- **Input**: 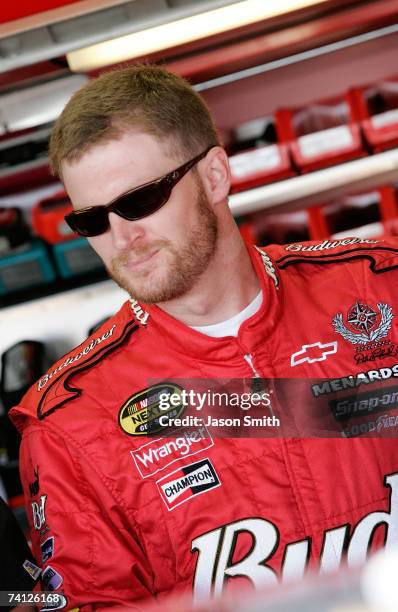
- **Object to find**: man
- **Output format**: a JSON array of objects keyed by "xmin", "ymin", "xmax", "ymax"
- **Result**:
[{"xmin": 10, "ymin": 65, "xmax": 398, "ymax": 611}]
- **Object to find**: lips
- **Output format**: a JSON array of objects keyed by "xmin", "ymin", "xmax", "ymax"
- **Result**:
[{"xmin": 128, "ymin": 249, "xmax": 159, "ymax": 269}]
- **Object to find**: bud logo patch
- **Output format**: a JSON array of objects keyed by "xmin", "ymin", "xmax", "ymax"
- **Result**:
[
  {"xmin": 32, "ymin": 494, "xmax": 47, "ymax": 530},
  {"xmin": 131, "ymin": 426, "xmax": 214, "ymax": 478},
  {"xmin": 192, "ymin": 472, "xmax": 398, "ymax": 601},
  {"xmin": 156, "ymin": 458, "xmax": 220, "ymax": 510}
]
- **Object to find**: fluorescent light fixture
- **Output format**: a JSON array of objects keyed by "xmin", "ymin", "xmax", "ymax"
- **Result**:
[{"xmin": 67, "ymin": 0, "xmax": 330, "ymax": 72}]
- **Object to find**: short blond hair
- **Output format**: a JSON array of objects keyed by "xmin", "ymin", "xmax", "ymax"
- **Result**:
[{"xmin": 49, "ymin": 64, "xmax": 221, "ymax": 178}]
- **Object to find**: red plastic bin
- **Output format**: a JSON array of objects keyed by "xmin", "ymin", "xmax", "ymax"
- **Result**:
[
  {"xmin": 275, "ymin": 93, "xmax": 366, "ymax": 173},
  {"xmin": 228, "ymin": 115, "xmax": 295, "ymax": 193},
  {"xmin": 229, "ymin": 144, "xmax": 294, "ymax": 193},
  {"xmin": 350, "ymin": 77, "xmax": 398, "ymax": 152},
  {"xmin": 307, "ymin": 185, "xmax": 398, "ymax": 241}
]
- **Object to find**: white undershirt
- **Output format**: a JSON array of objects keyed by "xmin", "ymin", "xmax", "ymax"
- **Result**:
[{"xmin": 191, "ymin": 291, "xmax": 263, "ymax": 338}]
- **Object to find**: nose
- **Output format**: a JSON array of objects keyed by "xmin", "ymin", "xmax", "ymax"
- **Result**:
[{"xmin": 108, "ymin": 211, "xmax": 144, "ymax": 250}]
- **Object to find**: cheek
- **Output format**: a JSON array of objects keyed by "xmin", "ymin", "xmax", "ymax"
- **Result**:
[
  {"xmin": 144, "ymin": 211, "xmax": 185, "ymax": 245},
  {"xmin": 152, "ymin": 199, "xmax": 198, "ymax": 243},
  {"xmin": 149, "ymin": 179, "xmax": 199, "ymax": 236},
  {"xmin": 87, "ymin": 236, "xmax": 111, "ymax": 260}
]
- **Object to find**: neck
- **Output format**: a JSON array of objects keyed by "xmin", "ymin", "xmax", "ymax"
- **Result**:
[{"xmin": 157, "ymin": 223, "xmax": 261, "ymax": 326}]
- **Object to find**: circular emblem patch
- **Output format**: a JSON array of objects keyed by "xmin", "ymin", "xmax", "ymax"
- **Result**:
[
  {"xmin": 119, "ymin": 383, "xmax": 185, "ymax": 436},
  {"xmin": 347, "ymin": 302, "xmax": 378, "ymax": 333}
]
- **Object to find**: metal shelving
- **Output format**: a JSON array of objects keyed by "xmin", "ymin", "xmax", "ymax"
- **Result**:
[{"xmin": 229, "ymin": 147, "xmax": 398, "ymax": 216}]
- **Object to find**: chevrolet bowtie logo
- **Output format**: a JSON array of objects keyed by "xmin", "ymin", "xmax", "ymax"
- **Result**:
[{"xmin": 290, "ymin": 341, "xmax": 338, "ymax": 367}]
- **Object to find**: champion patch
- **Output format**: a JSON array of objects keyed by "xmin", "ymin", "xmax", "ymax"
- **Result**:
[{"xmin": 156, "ymin": 458, "xmax": 220, "ymax": 510}]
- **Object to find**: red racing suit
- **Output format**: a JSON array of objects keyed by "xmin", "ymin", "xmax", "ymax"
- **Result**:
[{"xmin": 10, "ymin": 237, "xmax": 398, "ymax": 610}]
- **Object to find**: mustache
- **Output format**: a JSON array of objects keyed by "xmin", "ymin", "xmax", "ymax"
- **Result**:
[{"xmin": 111, "ymin": 240, "xmax": 170, "ymax": 267}]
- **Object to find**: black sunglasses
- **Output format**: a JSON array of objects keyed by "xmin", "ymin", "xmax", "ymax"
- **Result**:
[{"xmin": 64, "ymin": 146, "xmax": 213, "ymax": 237}]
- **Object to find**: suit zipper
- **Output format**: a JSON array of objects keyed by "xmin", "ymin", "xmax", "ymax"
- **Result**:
[
  {"xmin": 243, "ymin": 353, "xmax": 275, "ymax": 418},
  {"xmin": 243, "ymin": 353, "xmax": 261, "ymax": 377}
]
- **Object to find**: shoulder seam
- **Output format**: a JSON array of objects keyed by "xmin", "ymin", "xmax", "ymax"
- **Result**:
[
  {"xmin": 275, "ymin": 246, "xmax": 398, "ymax": 274},
  {"xmin": 37, "ymin": 320, "xmax": 139, "ymax": 420}
]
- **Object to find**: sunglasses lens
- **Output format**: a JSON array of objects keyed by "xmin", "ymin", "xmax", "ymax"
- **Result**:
[
  {"xmin": 115, "ymin": 182, "xmax": 169, "ymax": 221},
  {"xmin": 66, "ymin": 207, "xmax": 109, "ymax": 237},
  {"xmin": 65, "ymin": 173, "xmax": 175, "ymax": 237}
]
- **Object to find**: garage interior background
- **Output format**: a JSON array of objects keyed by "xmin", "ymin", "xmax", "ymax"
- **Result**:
[{"xmin": 1, "ymin": 0, "xmax": 398, "ymax": 506}]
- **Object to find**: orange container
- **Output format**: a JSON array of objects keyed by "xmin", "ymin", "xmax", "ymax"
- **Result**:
[{"xmin": 32, "ymin": 190, "xmax": 75, "ymax": 244}]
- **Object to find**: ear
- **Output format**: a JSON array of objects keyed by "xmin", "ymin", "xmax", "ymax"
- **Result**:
[{"xmin": 200, "ymin": 146, "xmax": 231, "ymax": 205}]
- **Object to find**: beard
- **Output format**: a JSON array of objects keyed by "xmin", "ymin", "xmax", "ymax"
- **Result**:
[{"xmin": 107, "ymin": 181, "xmax": 218, "ymax": 303}]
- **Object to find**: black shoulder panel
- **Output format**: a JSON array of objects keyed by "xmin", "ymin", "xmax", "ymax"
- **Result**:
[
  {"xmin": 263, "ymin": 238, "xmax": 398, "ymax": 274},
  {"xmin": 17, "ymin": 303, "xmax": 139, "ymax": 421}
]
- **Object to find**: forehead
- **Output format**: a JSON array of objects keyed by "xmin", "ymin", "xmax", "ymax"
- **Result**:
[{"xmin": 62, "ymin": 131, "xmax": 179, "ymax": 208}]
